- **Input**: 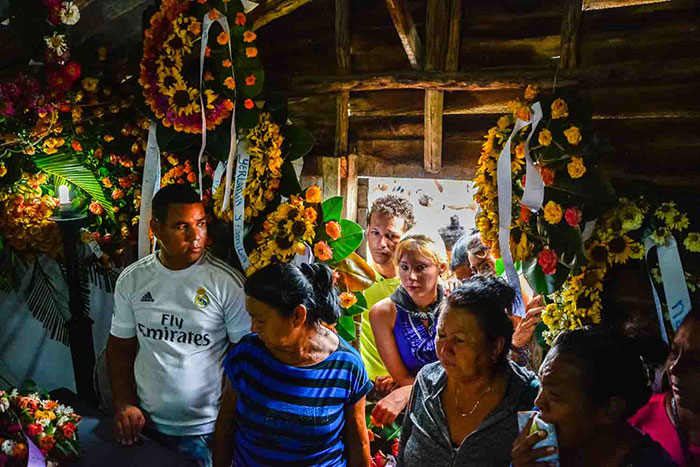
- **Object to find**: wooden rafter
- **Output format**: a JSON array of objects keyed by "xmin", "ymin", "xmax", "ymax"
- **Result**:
[
  {"xmin": 250, "ymin": 0, "xmax": 313, "ymax": 31},
  {"xmin": 560, "ymin": 0, "xmax": 584, "ymax": 69},
  {"xmin": 287, "ymin": 58, "xmax": 700, "ymax": 94},
  {"xmin": 384, "ymin": 0, "xmax": 423, "ymax": 70}
]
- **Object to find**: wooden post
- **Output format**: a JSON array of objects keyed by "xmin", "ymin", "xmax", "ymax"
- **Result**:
[
  {"xmin": 423, "ymin": 0, "xmax": 458, "ymax": 174},
  {"xmin": 342, "ymin": 154, "xmax": 358, "ymax": 221},
  {"xmin": 356, "ymin": 178, "xmax": 369, "ymax": 260},
  {"xmin": 384, "ymin": 0, "xmax": 423, "ymax": 69},
  {"xmin": 560, "ymin": 0, "xmax": 584, "ymax": 69}
]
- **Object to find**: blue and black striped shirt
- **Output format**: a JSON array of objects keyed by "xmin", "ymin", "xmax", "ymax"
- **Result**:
[{"xmin": 224, "ymin": 333, "xmax": 373, "ymax": 466}]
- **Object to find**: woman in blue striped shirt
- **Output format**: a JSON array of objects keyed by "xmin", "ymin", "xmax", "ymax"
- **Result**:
[{"xmin": 213, "ymin": 263, "xmax": 373, "ymax": 467}]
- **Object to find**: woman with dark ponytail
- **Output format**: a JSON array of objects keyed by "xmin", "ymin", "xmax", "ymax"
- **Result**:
[{"xmin": 213, "ymin": 263, "xmax": 372, "ymax": 467}]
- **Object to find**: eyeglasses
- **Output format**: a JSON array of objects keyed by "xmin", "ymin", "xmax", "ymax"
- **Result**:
[{"xmin": 471, "ymin": 261, "xmax": 495, "ymax": 276}]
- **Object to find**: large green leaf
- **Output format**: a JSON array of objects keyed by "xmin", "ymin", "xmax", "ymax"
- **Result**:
[
  {"xmin": 336, "ymin": 315, "xmax": 356, "ymax": 341},
  {"xmin": 322, "ymin": 197, "xmax": 343, "ymax": 222},
  {"xmin": 279, "ymin": 158, "xmax": 302, "ymax": 197},
  {"xmin": 24, "ymin": 259, "xmax": 70, "ymax": 346},
  {"xmin": 284, "ymin": 126, "xmax": 315, "ymax": 161},
  {"xmin": 343, "ymin": 291, "xmax": 367, "ymax": 317},
  {"xmin": 335, "ymin": 252, "xmax": 377, "ymax": 292},
  {"xmin": 330, "ymin": 219, "xmax": 364, "ymax": 263},
  {"xmin": 522, "ymin": 255, "xmax": 570, "ymax": 296},
  {"xmin": 34, "ymin": 154, "xmax": 116, "ymax": 222}
]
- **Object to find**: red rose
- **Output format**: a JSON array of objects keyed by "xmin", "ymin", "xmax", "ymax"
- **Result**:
[
  {"xmin": 520, "ymin": 205, "xmax": 532, "ymax": 223},
  {"xmin": 27, "ymin": 423, "xmax": 43, "ymax": 436},
  {"xmin": 62, "ymin": 422, "xmax": 76, "ymax": 439},
  {"xmin": 61, "ymin": 61, "xmax": 82, "ymax": 82},
  {"xmin": 564, "ymin": 207, "xmax": 582, "ymax": 227},
  {"xmin": 538, "ymin": 248, "xmax": 558, "ymax": 275}
]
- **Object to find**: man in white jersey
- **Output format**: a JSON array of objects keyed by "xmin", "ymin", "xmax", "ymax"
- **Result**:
[{"xmin": 107, "ymin": 184, "xmax": 250, "ymax": 467}]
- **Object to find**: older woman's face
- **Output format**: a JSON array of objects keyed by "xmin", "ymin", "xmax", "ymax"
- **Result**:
[
  {"xmin": 535, "ymin": 349, "xmax": 600, "ymax": 450},
  {"xmin": 435, "ymin": 307, "xmax": 496, "ymax": 381},
  {"xmin": 668, "ymin": 318, "xmax": 700, "ymax": 411},
  {"xmin": 398, "ymin": 249, "xmax": 443, "ymax": 302},
  {"xmin": 246, "ymin": 296, "xmax": 297, "ymax": 351},
  {"xmin": 468, "ymin": 250, "xmax": 496, "ymax": 277}
]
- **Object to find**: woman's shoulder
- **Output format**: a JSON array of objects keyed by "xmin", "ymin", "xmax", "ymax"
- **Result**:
[
  {"xmin": 369, "ymin": 297, "xmax": 397, "ymax": 324},
  {"xmin": 414, "ymin": 361, "xmax": 446, "ymax": 393}
]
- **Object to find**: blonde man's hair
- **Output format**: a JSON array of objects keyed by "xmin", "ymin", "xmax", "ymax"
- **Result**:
[{"xmin": 393, "ymin": 234, "xmax": 447, "ymax": 267}]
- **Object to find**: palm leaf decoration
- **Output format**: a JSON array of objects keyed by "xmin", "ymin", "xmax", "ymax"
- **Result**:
[
  {"xmin": 34, "ymin": 153, "xmax": 116, "ymax": 222},
  {"xmin": 0, "ymin": 250, "xmax": 28, "ymax": 295},
  {"xmin": 25, "ymin": 259, "xmax": 70, "ymax": 345}
]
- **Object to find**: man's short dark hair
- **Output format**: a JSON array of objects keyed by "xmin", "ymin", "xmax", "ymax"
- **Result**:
[
  {"xmin": 367, "ymin": 195, "xmax": 416, "ymax": 232},
  {"xmin": 152, "ymin": 184, "xmax": 201, "ymax": 222}
]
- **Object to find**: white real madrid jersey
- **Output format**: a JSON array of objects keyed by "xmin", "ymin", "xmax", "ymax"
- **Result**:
[{"xmin": 110, "ymin": 250, "xmax": 250, "ymax": 435}]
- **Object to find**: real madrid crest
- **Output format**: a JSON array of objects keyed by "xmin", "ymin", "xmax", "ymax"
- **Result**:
[{"xmin": 194, "ymin": 287, "xmax": 209, "ymax": 309}]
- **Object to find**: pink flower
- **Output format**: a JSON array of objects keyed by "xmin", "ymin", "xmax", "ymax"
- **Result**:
[
  {"xmin": 564, "ymin": 207, "xmax": 582, "ymax": 227},
  {"xmin": 538, "ymin": 248, "xmax": 558, "ymax": 275}
]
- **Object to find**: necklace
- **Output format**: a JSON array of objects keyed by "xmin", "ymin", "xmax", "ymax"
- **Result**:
[{"xmin": 455, "ymin": 383, "xmax": 493, "ymax": 417}]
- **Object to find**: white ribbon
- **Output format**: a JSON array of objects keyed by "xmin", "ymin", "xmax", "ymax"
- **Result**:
[
  {"xmin": 198, "ymin": 9, "xmax": 238, "ymax": 211},
  {"xmin": 644, "ymin": 236, "xmax": 692, "ymax": 334},
  {"xmin": 241, "ymin": 0, "xmax": 259, "ymax": 12},
  {"xmin": 212, "ymin": 161, "xmax": 226, "ymax": 195},
  {"xmin": 233, "ymin": 139, "xmax": 251, "ymax": 271},
  {"xmin": 496, "ymin": 103, "xmax": 543, "ymax": 317},
  {"xmin": 138, "ymin": 122, "xmax": 162, "ymax": 259},
  {"xmin": 581, "ymin": 220, "xmax": 597, "ymax": 242}
]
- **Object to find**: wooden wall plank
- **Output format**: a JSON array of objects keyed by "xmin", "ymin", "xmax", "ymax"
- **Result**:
[
  {"xmin": 384, "ymin": 0, "xmax": 423, "ymax": 69},
  {"xmin": 560, "ymin": 0, "xmax": 584, "ymax": 69}
]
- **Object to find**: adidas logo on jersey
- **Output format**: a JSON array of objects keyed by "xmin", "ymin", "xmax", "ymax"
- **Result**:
[{"xmin": 140, "ymin": 292, "xmax": 155, "ymax": 302}]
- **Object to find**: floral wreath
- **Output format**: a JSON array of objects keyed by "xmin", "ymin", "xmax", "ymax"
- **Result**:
[
  {"xmin": 139, "ymin": 0, "xmax": 264, "ymax": 134},
  {"xmin": 475, "ymin": 86, "xmax": 699, "ymax": 342}
]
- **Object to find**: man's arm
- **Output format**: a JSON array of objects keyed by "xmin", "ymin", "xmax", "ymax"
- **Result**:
[
  {"xmin": 213, "ymin": 380, "xmax": 237, "ymax": 467},
  {"xmin": 106, "ymin": 335, "xmax": 144, "ymax": 446}
]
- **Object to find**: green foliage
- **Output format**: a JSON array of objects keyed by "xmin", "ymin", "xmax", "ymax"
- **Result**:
[
  {"xmin": 336, "ymin": 315, "xmax": 356, "ymax": 341},
  {"xmin": 322, "ymin": 197, "xmax": 343, "ymax": 223},
  {"xmin": 330, "ymin": 220, "xmax": 364, "ymax": 263}
]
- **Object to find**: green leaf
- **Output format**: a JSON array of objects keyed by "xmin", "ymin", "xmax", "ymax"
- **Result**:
[
  {"xmin": 322, "ymin": 197, "xmax": 343, "ymax": 222},
  {"xmin": 238, "ymin": 67, "xmax": 265, "ymax": 97},
  {"xmin": 156, "ymin": 122, "xmax": 195, "ymax": 152},
  {"xmin": 24, "ymin": 259, "xmax": 70, "ymax": 345},
  {"xmin": 267, "ymin": 93, "xmax": 288, "ymax": 124},
  {"xmin": 34, "ymin": 154, "xmax": 116, "ymax": 222},
  {"xmin": 522, "ymin": 255, "xmax": 570, "ymax": 295},
  {"xmin": 336, "ymin": 315, "xmax": 356, "ymax": 341},
  {"xmin": 284, "ymin": 126, "xmax": 315, "ymax": 161},
  {"xmin": 330, "ymin": 219, "xmax": 364, "ymax": 263},
  {"xmin": 237, "ymin": 104, "xmax": 260, "ymax": 129},
  {"xmin": 279, "ymin": 159, "xmax": 302, "ymax": 197}
]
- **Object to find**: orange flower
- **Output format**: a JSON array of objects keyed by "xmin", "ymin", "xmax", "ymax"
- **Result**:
[
  {"xmin": 222, "ymin": 59, "xmax": 232, "ymax": 68},
  {"xmin": 38, "ymin": 434, "xmax": 55, "ymax": 454},
  {"xmin": 244, "ymin": 99, "xmax": 254, "ymax": 109},
  {"xmin": 325, "ymin": 220, "xmax": 342, "ymax": 240},
  {"xmin": 245, "ymin": 47, "xmax": 258, "ymax": 58},
  {"xmin": 304, "ymin": 207, "xmax": 318, "ymax": 223},
  {"xmin": 103, "ymin": 134, "xmax": 114, "ymax": 142},
  {"xmin": 94, "ymin": 147, "xmax": 103, "ymax": 158},
  {"xmin": 224, "ymin": 76, "xmax": 236, "ymax": 90},
  {"xmin": 243, "ymin": 31, "xmax": 257, "ymax": 43},
  {"xmin": 339, "ymin": 292, "xmax": 358, "ymax": 309},
  {"xmin": 112, "ymin": 188, "xmax": 125, "ymax": 200},
  {"xmin": 187, "ymin": 172, "xmax": 197, "ymax": 183},
  {"xmin": 245, "ymin": 75, "xmax": 256, "ymax": 86},
  {"xmin": 203, "ymin": 71, "xmax": 214, "ymax": 81},
  {"xmin": 314, "ymin": 241, "xmax": 333, "ymax": 262},
  {"xmin": 223, "ymin": 99, "xmax": 234, "ymax": 111},
  {"xmin": 205, "ymin": 46, "xmax": 211, "ymax": 57},
  {"xmin": 217, "ymin": 32, "xmax": 229, "ymax": 45},
  {"xmin": 540, "ymin": 166, "xmax": 555, "ymax": 186},
  {"xmin": 235, "ymin": 12, "xmax": 246, "ymax": 26},
  {"xmin": 102, "ymin": 177, "xmax": 113, "ymax": 188},
  {"xmin": 208, "ymin": 9, "xmax": 220, "ymax": 20},
  {"xmin": 118, "ymin": 176, "xmax": 132, "ymax": 189},
  {"xmin": 89, "ymin": 201, "xmax": 104, "ymax": 215},
  {"xmin": 71, "ymin": 140, "xmax": 82, "ymax": 152},
  {"xmin": 306, "ymin": 185, "xmax": 322, "ymax": 204}
]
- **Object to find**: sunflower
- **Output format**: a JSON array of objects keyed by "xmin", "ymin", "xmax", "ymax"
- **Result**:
[
  {"xmin": 617, "ymin": 203, "xmax": 644, "ymax": 233},
  {"xmin": 570, "ymin": 266, "xmax": 605, "ymax": 293},
  {"xmin": 651, "ymin": 227, "xmax": 670, "ymax": 246},
  {"xmin": 684, "ymin": 232, "xmax": 700, "ymax": 252},
  {"xmin": 666, "ymin": 212, "xmax": 689, "ymax": 232},
  {"xmin": 607, "ymin": 235, "xmax": 634, "ymax": 264},
  {"xmin": 166, "ymin": 82, "xmax": 200, "ymax": 116},
  {"xmin": 155, "ymin": 54, "xmax": 183, "ymax": 74},
  {"xmin": 628, "ymin": 241, "xmax": 644, "ymax": 260},
  {"xmin": 156, "ymin": 68, "xmax": 184, "ymax": 95},
  {"xmin": 163, "ymin": 31, "xmax": 192, "ymax": 58},
  {"xmin": 655, "ymin": 202, "xmax": 678, "ymax": 222},
  {"xmin": 587, "ymin": 241, "xmax": 610, "ymax": 266}
]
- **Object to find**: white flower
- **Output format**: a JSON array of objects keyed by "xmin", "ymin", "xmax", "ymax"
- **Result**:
[
  {"xmin": 0, "ymin": 397, "xmax": 8, "ymax": 413},
  {"xmin": 1, "ymin": 439, "xmax": 15, "ymax": 456},
  {"xmin": 57, "ymin": 416, "xmax": 70, "ymax": 426},
  {"xmin": 38, "ymin": 418, "xmax": 51, "ymax": 427},
  {"xmin": 9, "ymin": 389, "xmax": 18, "ymax": 398},
  {"xmin": 60, "ymin": 2, "xmax": 80, "ymax": 25},
  {"xmin": 62, "ymin": 405, "xmax": 74, "ymax": 415},
  {"xmin": 44, "ymin": 32, "xmax": 68, "ymax": 56}
]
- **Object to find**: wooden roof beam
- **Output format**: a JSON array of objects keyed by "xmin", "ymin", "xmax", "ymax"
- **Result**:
[
  {"xmin": 251, "ymin": 0, "xmax": 313, "ymax": 31},
  {"xmin": 287, "ymin": 57, "xmax": 700, "ymax": 94},
  {"xmin": 384, "ymin": 0, "xmax": 424, "ymax": 70},
  {"xmin": 560, "ymin": 0, "xmax": 583, "ymax": 69}
]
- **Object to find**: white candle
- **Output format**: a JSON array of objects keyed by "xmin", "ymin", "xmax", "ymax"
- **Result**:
[{"xmin": 59, "ymin": 185, "xmax": 71, "ymax": 211}]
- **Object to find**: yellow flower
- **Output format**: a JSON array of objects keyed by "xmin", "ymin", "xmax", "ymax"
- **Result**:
[
  {"xmin": 43, "ymin": 137, "xmax": 65, "ymax": 154},
  {"xmin": 607, "ymin": 235, "xmax": 634, "ymax": 264},
  {"xmin": 666, "ymin": 212, "xmax": 689, "ymax": 231},
  {"xmin": 551, "ymin": 98, "xmax": 569, "ymax": 119},
  {"xmin": 655, "ymin": 202, "xmax": 678, "ymax": 222},
  {"xmin": 684, "ymin": 232, "xmax": 700, "ymax": 252},
  {"xmin": 512, "ymin": 232, "xmax": 532, "ymax": 261},
  {"xmin": 224, "ymin": 76, "xmax": 236, "ymax": 90},
  {"xmin": 82, "ymin": 77, "xmax": 99, "ymax": 92},
  {"xmin": 0, "ymin": 163, "xmax": 6, "ymax": 178},
  {"xmin": 512, "ymin": 142, "xmax": 526, "ymax": 172},
  {"xmin": 567, "ymin": 156, "xmax": 586, "ymax": 179},
  {"xmin": 166, "ymin": 82, "xmax": 200, "ymax": 117},
  {"xmin": 628, "ymin": 241, "xmax": 644, "ymax": 260},
  {"xmin": 651, "ymin": 227, "xmax": 670, "ymax": 246},
  {"xmin": 156, "ymin": 67, "xmax": 183, "ymax": 95},
  {"xmin": 564, "ymin": 126, "xmax": 582, "ymax": 146},
  {"xmin": 544, "ymin": 200, "xmax": 563, "ymax": 224},
  {"xmin": 339, "ymin": 292, "xmax": 358, "ymax": 309},
  {"xmin": 538, "ymin": 128, "xmax": 552, "ymax": 147},
  {"xmin": 524, "ymin": 84, "xmax": 539, "ymax": 100},
  {"xmin": 618, "ymin": 204, "xmax": 644, "ymax": 232},
  {"xmin": 164, "ymin": 31, "xmax": 192, "ymax": 58},
  {"xmin": 497, "ymin": 115, "xmax": 512, "ymax": 130},
  {"xmin": 306, "ymin": 186, "xmax": 322, "ymax": 204}
]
